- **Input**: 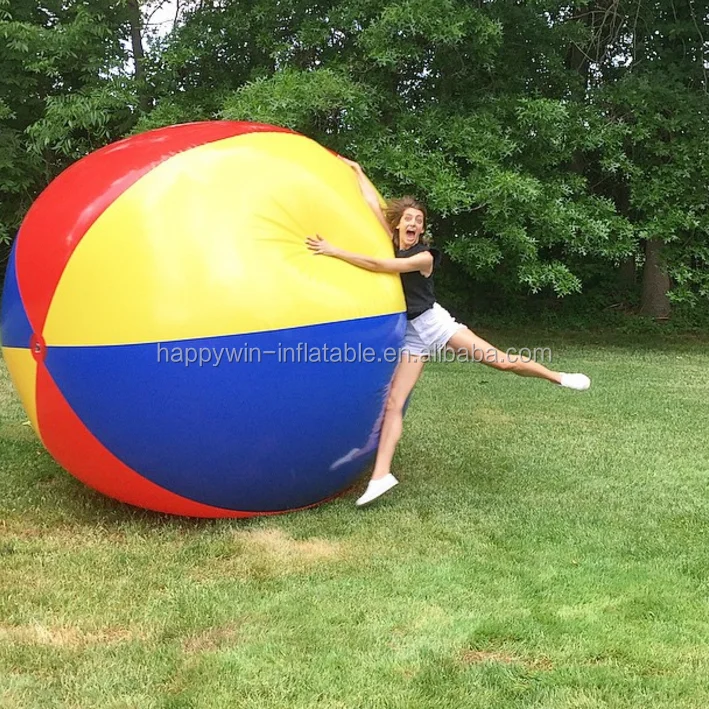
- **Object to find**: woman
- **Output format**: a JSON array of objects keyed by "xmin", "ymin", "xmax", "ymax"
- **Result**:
[{"xmin": 306, "ymin": 158, "xmax": 591, "ymax": 506}]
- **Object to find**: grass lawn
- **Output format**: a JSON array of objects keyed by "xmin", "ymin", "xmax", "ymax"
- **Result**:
[{"xmin": 1, "ymin": 330, "xmax": 709, "ymax": 708}]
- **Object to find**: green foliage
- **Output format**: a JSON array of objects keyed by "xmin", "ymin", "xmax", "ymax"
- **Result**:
[
  {"xmin": 221, "ymin": 67, "xmax": 377, "ymax": 141},
  {"xmin": 0, "ymin": 0, "xmax": 138, "ymax": 259},
  {"xmin": 358, "ymin": 0, "xmax": 500, "ymax": 69},
  {"xmin": 0, "ymin": 0, "xmax": 707, "ymax": 319},
  {"xmin": 26, "ymin": 80, "xmax": 138, "ymax": 159},
  {"xmin": 597, "ymin": 74, "xmax": 709, "ymax": 307}
]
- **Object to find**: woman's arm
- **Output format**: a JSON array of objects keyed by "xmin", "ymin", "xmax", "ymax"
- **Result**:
[
  {"xmin": 306, "ymin": 235, "xmax": 432, "ymax": 274},
  {"xmin": 340, "ymin": 157, "xmax": 391, "ymax": 235}
]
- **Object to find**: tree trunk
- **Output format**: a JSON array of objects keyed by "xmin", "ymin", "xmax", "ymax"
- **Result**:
[
  {"xmin": 127, "ymin": 0, "xmax": 151, "ymax": 113},
  {"xmin": 639, "ymin": 239, "xmax": 671, "ymax": 318},
  {"xmin": 127, "ymin": 0, "xmax": 144, "ymax": 81}
]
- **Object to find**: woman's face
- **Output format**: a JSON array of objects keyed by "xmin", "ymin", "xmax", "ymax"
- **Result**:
[{"xmin": 395, "ymin": 208, "xmax": 425, "ymax": 249}]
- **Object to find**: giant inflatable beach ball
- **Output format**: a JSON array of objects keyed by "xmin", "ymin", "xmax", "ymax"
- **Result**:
[{"xmin": 0, "ymin": 121, "xmax": 406, "ymax": 517}]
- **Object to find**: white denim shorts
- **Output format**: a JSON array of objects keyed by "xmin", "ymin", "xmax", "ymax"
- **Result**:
[{"xmin": 402, "ymin": 303, "xmax": 466, "ymax": 357}]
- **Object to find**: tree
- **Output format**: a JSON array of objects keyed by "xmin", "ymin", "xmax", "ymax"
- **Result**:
[
  {"xmin": 215, "ymin": 0, "xmax": 709, "ymax": 316},
  {"xmin": 213, "ymin": 0, "xmax": 637, "ymax": 298},
  {"xmin": 577, "ymin": 0, "xmax": 709, "ymax": 317},
  {"xmin": 3, "ymin": 0, "xmax": 707, "ymax": 321},
  {"xmin": 0, "ymin": 0, "xmax": 157, "ymax": 273}
]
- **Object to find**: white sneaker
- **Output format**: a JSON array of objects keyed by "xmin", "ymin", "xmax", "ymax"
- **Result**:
[
  {"xmin": 355, "ymin": 474, "xmax": 399, "ymax": 507},
  {"xmin": 560, "ymin": 373, "xmax": 591, "ymax": 391}
]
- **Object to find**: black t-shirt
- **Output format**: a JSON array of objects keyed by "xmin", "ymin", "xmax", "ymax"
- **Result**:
[{"xmin": 395, "ymin": 242, "xmax": 441, "ymax": 320}]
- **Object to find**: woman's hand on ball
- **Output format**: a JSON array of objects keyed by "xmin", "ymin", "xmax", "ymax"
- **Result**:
[{"xmin": 306, "ymin": 234, "xmax": 338, "ymax": 257}]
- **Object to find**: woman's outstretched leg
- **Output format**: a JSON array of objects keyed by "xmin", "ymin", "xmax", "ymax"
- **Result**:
[
  {"xmin": 356, "ymin": 353, "xmax": 427, "ymax": 506},
  {"xmin": 446, "ymin": 328, "xmax": 590, "ymax": 389}
]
